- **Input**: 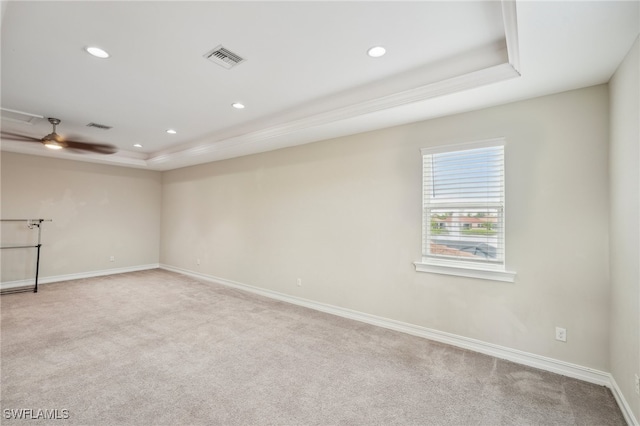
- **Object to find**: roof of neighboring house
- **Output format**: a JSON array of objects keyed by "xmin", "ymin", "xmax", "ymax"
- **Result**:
[
  {"xmin": 431, "ymin": 216, "xmax": 498, "ymax": 223},
  {"xmin": 430, "ymin": 243, "xmax": 476, "ymax": 258}
]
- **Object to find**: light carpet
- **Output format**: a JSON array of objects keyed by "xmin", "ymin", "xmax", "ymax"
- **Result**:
[{"xmin": 0, "ymin": 269, "xmax": 626, "ymax": 425}]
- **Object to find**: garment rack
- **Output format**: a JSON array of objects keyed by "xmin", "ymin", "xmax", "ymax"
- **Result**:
[{"xmin": 1, "ymin": 219, "xmax": 52, "ymax": 294}]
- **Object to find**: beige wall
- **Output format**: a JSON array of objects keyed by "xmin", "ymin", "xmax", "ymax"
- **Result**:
[
  {"xmin": 162, "ymin": 85, "xmax": 611, "ymax": 370},
  {"xmin": 609, "ymin": 36, "xmax": 640, "ymax": 420},
  {"xmin": 0, "ymin": 82, "xmax": 623, "ymax": 393},
  {"xmin": 1, "ymin": 153, "xmax": 161, "ymax": 282}
]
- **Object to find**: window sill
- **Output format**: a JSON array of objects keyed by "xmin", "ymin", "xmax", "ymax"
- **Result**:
[{"xmin": 413, "ymin": 260, "xmax": 516, "ymax": 283}]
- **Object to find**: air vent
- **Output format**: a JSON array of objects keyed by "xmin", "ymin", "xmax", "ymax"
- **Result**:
[
  {"xmin": 203, "ymin": 45, "xmax": 245, "ymax": 69},
  {"xmin": 86, "ymin": 122, "xmax": 112, "ymax": 130},
  {"xmin": 1, "ymin": 108, "xmax": 43, "ymax": 125}
]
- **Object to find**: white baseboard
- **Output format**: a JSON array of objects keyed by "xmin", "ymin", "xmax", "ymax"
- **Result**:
[
  {"xmin": 610, "ymin": 375, "xmax": 640, "ymax": 426},
  {"xmin": 160, "ymin": 264, "xmax": 614, "ymax": 387},
  {"xmin": 6, "ymin": 262, "xmax": 635, "ymax": 423},
  {"xmin": 0, "ymin": 263, "xmax": 160, "ymax": 290}
]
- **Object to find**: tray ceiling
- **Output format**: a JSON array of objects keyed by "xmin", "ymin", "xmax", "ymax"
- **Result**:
[{"xmin": 1, "ymin": 1, "xmax": 638, "ymax": 170}]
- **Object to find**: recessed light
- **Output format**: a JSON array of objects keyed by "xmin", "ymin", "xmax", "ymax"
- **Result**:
[
  {"xmin": 85, "ymin": 46, "xmax": 110, "ymax": 59},
  {"xmin": 367, "ymin": 46, "xmax": 386, "ymax": 58},
  {"xmin": 166, "ymin": 129, "xmax": 177, "ymax": 134},
  {"xmin": 133, "ymin": 144, "xmax": 143, "ymax": 148},
  {"xmin": 232, "ymin": 103, "xmax": 245, "ymax": 109}
]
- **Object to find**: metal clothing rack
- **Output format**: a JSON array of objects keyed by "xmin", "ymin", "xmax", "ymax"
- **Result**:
[{"xmin": 0, "ymin": 219, "xmax": 52, "ymax": 294}]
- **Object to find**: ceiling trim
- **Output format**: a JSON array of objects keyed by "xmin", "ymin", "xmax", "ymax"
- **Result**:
[
  {"xmin": 502, "ymin": 0, "xmax": 521, "ymax": 74},
  {"xmin": 146, "ymin": 0, "xmax": 523, "ymax": 170},
  {"xmin": 1, "ymin": 0, "xmax": 523, "ymax": 171},
  {"xmin": 0, "ymin": 108, "xmax": 44, "ymax": 125},
  {"xmin": 147, "ymin": 61, "xmax": 521, "ymax": 169},
  {"xmin": 0, "ymin": 140, "xmax": 149, "ymax": 168}
]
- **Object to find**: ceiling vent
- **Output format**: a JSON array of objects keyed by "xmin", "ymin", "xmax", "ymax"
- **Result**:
[
  {"xmin": 203, "ymin": 45, "xmax": 245, "ymax": 69},
  {"xmin": 86, "ymin": 122, "xmax": 112, "ymax": 130},
  {"xmin": 1, "ymin": 108, "xmax": 43, "ymax": 125}
]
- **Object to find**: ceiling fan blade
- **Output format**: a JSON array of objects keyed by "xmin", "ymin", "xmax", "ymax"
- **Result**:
[
  {"xmin": 2, "ymin": 120, "xmax": 117, "ymax": 155},
  {"xmin": 0, "ymin": 131, "xmax": 42, "ymax": 143},
  {"xmin": 64, "ymin": 140, "xmax": 118, "ymax": 155}
]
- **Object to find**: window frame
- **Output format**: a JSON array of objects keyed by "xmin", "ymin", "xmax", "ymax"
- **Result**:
[{"xmin": 414, "ymin": 138, "xmax": 516, "ymax": 283}]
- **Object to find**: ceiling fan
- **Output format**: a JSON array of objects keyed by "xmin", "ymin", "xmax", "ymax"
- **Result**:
[{"xmin": 1, "ymin": 117, "xmax": 117, "ymax": 154}]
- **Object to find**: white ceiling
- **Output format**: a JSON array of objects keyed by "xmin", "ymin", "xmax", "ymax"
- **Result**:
[{"xmin": 1, "ymin": 1, "xmax": 638, "ymax": 171}]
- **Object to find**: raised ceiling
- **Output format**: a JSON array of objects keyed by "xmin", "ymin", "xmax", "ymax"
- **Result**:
[{"xmin": 1, "ymin": 1, "xmax": 638, "ymax": 171}]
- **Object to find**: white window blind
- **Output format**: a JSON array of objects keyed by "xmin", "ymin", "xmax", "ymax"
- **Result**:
[{"xmin": 421, "ymin": 139, "xmax": 505, "ymax": 269}]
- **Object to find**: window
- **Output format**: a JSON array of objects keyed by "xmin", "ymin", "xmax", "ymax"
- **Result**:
[{"xmin": 414, "ymin": 138, "xmax": 515, "ymax": 282}]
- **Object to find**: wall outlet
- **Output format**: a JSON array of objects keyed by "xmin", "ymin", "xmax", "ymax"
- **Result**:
[
  {"xmin": 109, "ymin": 256, "xmax": 115, "ymax": 262},
  {"xmin": 296, "ymin": 278, "xmax": 302, "ymax": 287},
  {"xmin": 555, "ymin": 327, "xmax": 567, "ymax": 342},
  {"xmin": 634, "ymin": 374, "xmax": 639, "ymax": 395},
  {"xmin": 196, "ymin": 258, "xmax": 201, "ymax": 265}
]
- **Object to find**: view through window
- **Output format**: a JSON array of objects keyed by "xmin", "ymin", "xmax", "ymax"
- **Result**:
[{"xmin": 421, "ymin": 140, "xmax": 505, "ymax": 269}]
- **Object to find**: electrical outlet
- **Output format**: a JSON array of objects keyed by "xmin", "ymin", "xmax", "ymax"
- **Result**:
[
  {"xmin": 297, "ymin": 278, "xmax": 302, "ymax": 287},
  {"xmin": 634, "ymin": 374, "xmax": 639, "ymax": 395},
  {"xmin": 196, "ymin": 258, "xmax": 201, "ymax": 265},
  {"xmin": 555, "ymin": 327, "xmax": 567, "ymax": 342},
  {"xmin": 109, "ymin": 256, "xmax": 115, "ymax": 262}
]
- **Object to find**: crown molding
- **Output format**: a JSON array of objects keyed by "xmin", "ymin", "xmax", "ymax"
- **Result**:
[
  {"xmin": 148, "ymin": 62, "xmax": 520, "ymax": 170},
  {"xmin": 2, "ymin": 0, "xmax": 521, "ymax": 171},
  {"xmin": 0, "ymin": 140, "xmax": 149, "ymax": 168},
  {"xmin": 144, "ymin": 0, "xmax": 522, "ymax": 170},
  {"xmin": 502, "ymin": 0, "xmax": 521, "ymax": 74}
]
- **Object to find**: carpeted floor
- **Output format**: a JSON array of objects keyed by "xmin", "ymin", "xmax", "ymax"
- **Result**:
[{"xmin": 0, "ymin": 269, "xmax": 626, "ymax": 425}]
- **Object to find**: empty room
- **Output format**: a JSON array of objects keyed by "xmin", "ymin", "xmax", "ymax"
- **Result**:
[{"xmin": 1, "ymin": 1, "xmax": 639, "ymax": 425}]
